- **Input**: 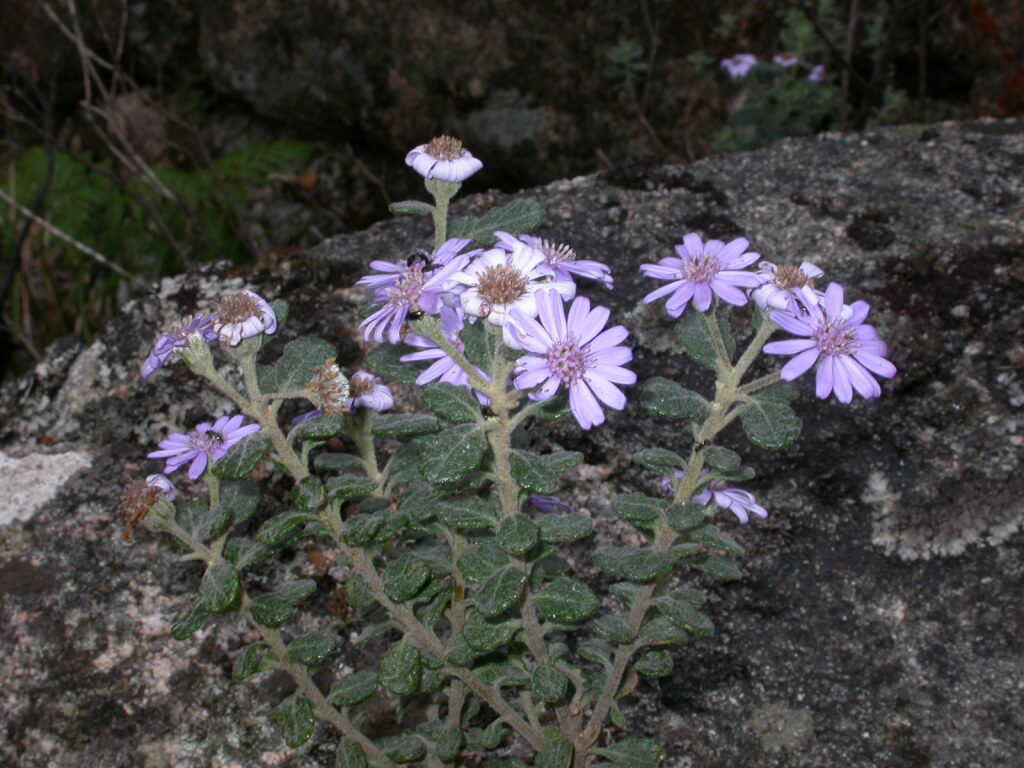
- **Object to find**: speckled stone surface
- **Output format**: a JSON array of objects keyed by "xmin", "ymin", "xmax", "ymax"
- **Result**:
[{"xmin": 1, "ymin": 119, "xmax": 1022, "ymax": 767}]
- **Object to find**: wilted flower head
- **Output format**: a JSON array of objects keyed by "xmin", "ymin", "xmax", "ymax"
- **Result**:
[
  {"xmin": 120, "ymin": 474, "xmax": 176, "ymax": 540},
  {"xmin": 750, "ymin": 261, "xmax": 825, "ymax": 312},
  {"xmin": 141, "ymin": 313, "xmax": 218, "ymax": 379},
  {"xmin": 641, "ymin": 233, "xmax": 762, "ymax": 317},
  {"xmin": 694, "ymin": 479, "xmax": 767, "ymax": 525},
  {"xmin": 764, "ymin": 283, "xmax": 897, "ymax": 403},
  {"xmin": 448, "ymin": 241, "xmax": 576, "ymax": 327},
  {"xmin": 307, "ymin": 358, "xmax": 350, "ymax": 415},
  {"xmin": 720, "ymin": 53, "xmax": 758, "ymax": 79},
  {"xmin": 147, "ymin": 414, "xmax": 262, "ymax": 481},
  {"xmin": 348, "ymin": 372, "xmax": 394, "ymax": 413},
  {"xmin": 506, "ymin": 290, "xmax": 636, "ymax": 430},
  {"xmin": 406, "ymin": 136, "xmax": 483, "ymax": 182},
  {"xmin": 773, "ymin": 52, "xmax": 800, "ymax": 68},
  {"xmin": 494, "ymin": 231, "xmax": 614, "ymax": 289},
  {"xmin": 808, "ymin": 64, "xmax": 828, "ymax": 83},
  {"xmin": 213, "ymin": 290, "xmax": 277, "ymax": 346}
]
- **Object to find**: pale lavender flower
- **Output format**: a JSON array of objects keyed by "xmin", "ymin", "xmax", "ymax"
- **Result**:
[
  {"xmin": 641, "ymin": 233, "xmax": 762, "ymax": 317},
  {"xmin": 400, "ymin": 307, "xmax": 491, "ymax": 394},
  {"xmin": 528, "ymin": 494, "xmax": 573, "ymax": 515},
  {"xmin": 808, "ymin": 64, "xmax": 828, "ymax": 83},
  {"xmin": 406, "ymin": 136, "xmax": 483, "ymax": 182},
  {"xmin": 145, "ymin": 474, "xmax": 177, "ymax": 501},
  {"xmin": 347, "ymin": 372, "xmax": 393, "ymax": 413},
  {"xmin": 447, "ymin": 241, "xmax": 576, "ymax": 327},
  {"xmin": 213, "ymin": 290, "xmax": 277, "ymax": 346},
  {"xmin": 493, "ymin": 231, "xmax": 613, "ymax": 289},
  {"xmin": 357, "ymin": 241, "xmax": 476, "ymax": 344},
  {"xmin": 506, "ymin": 290, "xmax": 636, "ymax": 430},
  {"xmin": 764, "ymin": 283, "xmax": 897, "ymax": 403},
  {"xmin": 773, "ymin": 52, "xmax": 800, "ymax": 68},
  {"xmin": 148, "ymin": 415, "xmax": 262, "ymax": 481},
  {"xmin": 141, "ymin": 313, "xmax": 218, "ymax": 379},
  {"xmin": 720, "ymin": 53, "xmax": 758, "ymax": 79},
  {"xmin": 694, "ymin": 480, "xmax": 767, "ymax": 525},
  {"xmin": 750, "ymin": 261, "xmax": 825, "ymax": 312}
]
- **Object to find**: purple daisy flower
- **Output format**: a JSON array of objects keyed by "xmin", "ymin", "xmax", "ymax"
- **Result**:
[
  {"xmin": 357, "ymin": 240, "xmax": 475, "ymax": 344},
  {"xmin": 212, "ymin": 290, "xmax": 277, "ymax": 346},
  {"xmin": 506, "ymin": 290, "xmax": 636, "ymax": 430},
  {"xmin": 147, "ymin": 415, "xmax": 262, "ymax": 481},
  {"xmin": 347, "ymin": 372, "xmax": 394, "ymax": 413},
  {"xmin": 764, "ymin": 283, "xmax": 897, "ymax": 403},
  {"xmin": 773, "ymin": 52, "xmax": 800, "ymax": 68},
  {"xmin": 528, "ymin": 494, "xmax": 573, "ymax": 515},
  {"xmin": 406, "ymin": 136, "xmax": 483, "ymax": 182},
  {"xmin": 750, "ymin": 261, "xmax": 825, "ymax": 312},
  {"xmin": 493, "ymin": 231, "xmax": 613, "ymax": 289},
  {"xmin": 720, "ymin": 53, "xmax": 758, "ymax": 79},
  {"xmin": 400, "ymin": 306, "xmax": 491, "ymax": 394},
  {"xmin": 145, "ymin": 474, "xmax": 177, "ymax": 501},
  {"xmin": 641, "ymin": 233, "xmax": 762, "ymax": 317},
  {"xmin": 694, "ymin": 480, "xmax": 767, "ymax": 525},
  {"xmin": 808, "ymin": 64, "xmax": 828, "ymax": 83},
  {"xmin": 141, "ymin": 313, "xmax": 219, "ymax": 379}
]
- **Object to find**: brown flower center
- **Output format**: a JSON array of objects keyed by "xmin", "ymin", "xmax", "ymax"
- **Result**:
[
  {"xmin": 774, "ymin": 264, "xmax": 813, "ymax": 291},
  {"xmin": 426, "ymin": 135, "xmax": 466, "ymax": 161},
  {"xmin": 216, "ymin": 293, "xmax": 263, "ymax": 323},
  {"xmin": 476, "ymin": 264, "xmax": 530, "ymax": 306},
  {"xmin": 349, "ymin": 376, "xmax": 375, "ymax": 398},
  {"xmin": 308, "ymin": 358, "xmax": 350, "ymax": 414}
]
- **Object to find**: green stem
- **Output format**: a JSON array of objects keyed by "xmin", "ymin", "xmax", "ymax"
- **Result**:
[{"xmin": 346, "ymin": 409, "xmax": 384, "ymax": 493}]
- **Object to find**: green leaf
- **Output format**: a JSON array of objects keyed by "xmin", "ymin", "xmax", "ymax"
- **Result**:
[
  {"xmin": 536, "ymin": 514, "xmax": 593, "ymax": 543},
  {"xmin": 464, "ymin": 612, "xmax": 519, "ymax": 652},
  {"xmin": 656, "ymin": 599, "xmax": 714, "ymax": 635},
  {"xmin": 380, "ymin": 641, "xmax": 421, "ymax": 695},
  {"xmin": 389, "ymin": 199, "xmax": 435, "ymax": 216},
  {"xmin": 637, "ymin": 618, "xmax": 687, "ymax": 647},
  {"xmin": 170, "ymin": 599, "xmax": 209, "ymax": 640},
  {"xmin": 578, "ymin": 639, "xmax": 614, "ymax": 668},
  {"xmin": 288, "ymin": 631, "xmax": 341, "ymax": 666},
  {"xmin": 326, "ymin": 474, "xmax": 379, "ymax": 504},
  {"xmin": 633, "ymin": 649, "xmax": 673, "ymax": 677},
  {"xmin": 594, "ymin": 548, "xmax": 676, "ymax": 584},
  {"xmin": 250, "ymin": 580, "xmax": 317, "ymax": 628},
  {"xmin": 315, "ymin": 452, "xmax": 364, "ymax": 472},
  {"xmin": 329, "ymin": 671, "xmax": 380, "ymax": 707},
  {"xmin": 343, "ymin": 512, "xmax": 383, "ymax": 546},
  {"xmin": 458, "ymin": 318, "xmax": 499, "ymax": 372},
  {"xmin": 257, "ymin": 512, "xmax": 316, "ymax": 547},
  {"xmin": 176, "ymin": 497, "xmax": 232, "ymax": 543},
  {"xmin": 199, "ymin": 562, "xmax": 240, "ymax": 613},
  {"xmin": 508, "ymin": 450, "xmax": 558, "ymax": 494},
  {"xmin": 383, "ymin": 554, "xmax": 431, "ymax": 602},
  {"xmin": 213, "ymin": 432, "xmax": 270, "ymax": 480},
  {"xmin": 419, "ymin": 423, "xmax": 488, "ymax": 485},
  {"xmin": 676, "ymin": 307, "xmax": 734, "ymax": 370},
  {"xmin": 448, "ymin": 199, "xmax": 546, "ymax": 245},
  {"xmin": 435, "ymin": 727, "xmax": 463, "ymax": 762},
  {"xmin": 702, "ymin": 446, "xmax": 741, "ymax": 471},
  {"xmin": 336, "ymin": 741, "xmax": 368, "ymax": 768},
  {"xmin": 276, "ymin": 336, "xmax": 337, "ymax": 393},
  {"xmin": 294, "ymin": 413, "xmax": 345, "ymax": 440},
  {"xmin": 365, "ymin": 342, "xmax": 423, "ymax": 385},
  {"xmin": 371, "ymin": 413, "xmax": 440, "ymax": 437},
  {"xmin": 257, "ymin": 364, "xmax": 278, "ymax": 394},
  {"xmin": 272, "ymin": 694, "xmax": 315, "ymax": 748},
  {"xmin": 634, "ymin": 448, "xmax": 685, "ymax": 476},
  {"xmin": 473, "ymin": 662, "xmax": 530, "ymax": 690},
  {"xmin": 536, "ymin": 739, "xmax": 573, "ymax": 768},
  {"xmin": 378, "ymin": 734, "xmax": 425, "ymax": 763},
  {"xmin": 666, "ymin": 502, "xmax": 707, "ymax": 531},
  {"xmin": 291, "ymin": 476, "xmax": 325, "ymax": 511},
  {"xmin": 612, "ymin": 493, "xmax": 665, "ymax": 525},
  {"xmin": 445, "ymin": 634, "xmax": 480, "ymax": 667},
  {"xmin": 397, "ymin": 488, "xmax": 442, "ymax": 523},
  {"xmin": 670, "ymin": 587, "xmax": 707, "ymax": 605},
  {"xmin": 497, "ymin": 514, "xmax": 539, "ymax": 555},
  {"xmin": 640, "ymin": 377, "xmax": 709, "ymax": 421},
  {"xmin": 691, "ymin": 525, "xmax": 745, "ymax": 556},
  {"xmin": 533, "ymin": 394, "xmax": 571, "ymax": 421},
  {"xmin": 695, "ymin": 554, "xmax": 744, "ymax": 581},
  {"xmin": 458, "ymin": 542, "xmax": 507, "ymax": 583},
  {"xmin": 438, "ymin": 496, "xmax": 500, "ymax": 529},
  {"xmin": 739, "ymin": 383, "xmax": 802, "ymax": 450},
  {"xmin": 589, "ymin": 614, "xmax": 634, "ymax": 644},
  {"xmin": 475, "ymin": 567, "xmax": 526, "ymax": 617},
  {"xmin": 422, "ymin": 382, "xmax": 482, "ymax": 423},
  {"xmin": 541, "ymin": 451, "xmax": 584, "ymax": 474},
  {"xmin": 219, "ymin": 480, "xmax": 260, "ymax": 525},
  {"xmin": 531, "ymin": 662, "xmax": 569, "ymax": 702},
  {"xmin": 535, "ymin": 580, "xmax": 600, "ymax": 623},
  {"xmin": 232, "ymin": 644, "xmax": 269, "ymax": 681}
]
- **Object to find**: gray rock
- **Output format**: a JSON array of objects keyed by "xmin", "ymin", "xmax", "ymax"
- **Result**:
[{"xmin": 2, "ymin": 119, "xmax": 1023, "ymax": 767}]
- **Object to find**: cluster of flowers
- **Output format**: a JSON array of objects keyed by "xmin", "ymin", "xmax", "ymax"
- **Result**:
[{"xmin": 720, "ymin": 52, "xmax": 828, "ymax": 83}]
